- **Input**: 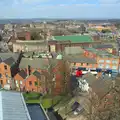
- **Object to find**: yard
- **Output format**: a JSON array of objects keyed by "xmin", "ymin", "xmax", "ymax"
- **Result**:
[
  {"xmin": 40, "ymin": 95, "xmax": 62, "ymax": 109},
  {"xmin": 23, "ymin": 92, "xmax": 62, "ymax": 109},
  {"xmin": 23, "ymin": 92, "xmax": 41, "ymax": 104}
]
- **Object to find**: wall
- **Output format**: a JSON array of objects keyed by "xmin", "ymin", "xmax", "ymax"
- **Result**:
[
  {"xmin": 14, "ymin": 74, "xmax": 25, "ymax": 91},
  {"xmin": 0, "ymin": 63, "xmax": 11, "ymax": 87},
  {"xmin": 25, "ymin": 75, "xmax": 44, "ymax": 93}
]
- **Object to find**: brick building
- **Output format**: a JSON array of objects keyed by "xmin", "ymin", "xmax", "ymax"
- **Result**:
[
  {"xmin": 48, "ymin": 35, "xmax": 101, "ymax": 52},
  {"xmin": 0, "ymin": 53, "xmax": 21, "ymax": 88},
  {"xmin": 84, "ymin": 48, "xmax": 119, "ymax": 72},
  {"xmin": 19, "ymin": 57, "xmax": 71, "ymax": 95}
]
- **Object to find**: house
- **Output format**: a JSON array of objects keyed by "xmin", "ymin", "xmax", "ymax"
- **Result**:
[
  {"xmin": 0, "ymin": 58, "xmax": 19, "ymax": 88},
  {"xmin": 25, "ymin": 71, "xmax": 46, "ymax": 93},
  {"xmin": 48, "ymin": 35, "xmax": 101, "ymax": 52},
  {"xmin": 19, "ymin": 57, "xmax": 71, "ymax": 95},
  {"xmin": 0, "ymin": 53, "xmax": 21, "ymax": 88},
  {"xmin": 14, "ymin": 70, "xmax": 28, "ymax": 91},
  {"xmin": 65, "ymin": 55, "xmax": 97, "ymax": 74}
]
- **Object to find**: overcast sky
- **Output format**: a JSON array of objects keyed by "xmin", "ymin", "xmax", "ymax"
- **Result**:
[{"xmin": 0, "ymin": 0, "xmax": 120, "ymax": 19}]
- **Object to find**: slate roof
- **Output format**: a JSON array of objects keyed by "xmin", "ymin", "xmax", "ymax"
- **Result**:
[
  {"xmin": 0, "ymin": 57, "xmax": 2, "ymax": 63},
  {"xmin": 64, "ymin": 46, "xmax": 84, "ymax": 55},
  {"xmin": 3, "ymin": 57, "xmax": 15, "ymax": 66},
  {"xmin": 53, "ymin": 35, "xmax": 94, "ymax": 43},
  {"xmin": 91, "ymin": 79, "xmax": 113, "ymax": 99},
  {"xmin": 32, "ymin": 71, "xmax": 41, "ymax": 78},
  {"xmin": 0, "ymin": 52, "xmax": 20, "ymax": 62},
  {"xmin": 18, "ymin": 70, "xmax": 27, "ymax": 79},
  {"xmin": 65, "ymin": 55, "xmax": 97, "ymax": 64},
  {"xmin": 0, "ymin": 91, "xmax": 31, "ymax": 120},
  {"xmin": 19, "ymin": 58, "xmax": 58, "ymax": 69},
  {"xmin": 94, "ymin": 44, "xmax": 113, "ymax": 49}
]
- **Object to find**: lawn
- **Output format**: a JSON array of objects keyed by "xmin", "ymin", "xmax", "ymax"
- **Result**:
[
  {"xmin": 23, "ymin": 92, "xmax": 63, "ymax": 109},
  {"xmin": 41, "ymin": 95, "xmax": 62, "ymax": 109},
  {"xmin": 26, "ymin": 99, "xmax": 40, "ymax": 104},
  {"xmin": 23, "ymin": 92, "xmax": 41, "ymax": 104}
]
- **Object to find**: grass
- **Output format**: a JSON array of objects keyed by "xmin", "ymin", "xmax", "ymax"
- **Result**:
[
  {"xmin": 41, "ymin": 95, "xmax": 62, "ymax": 109},
  {"xmin": 23, "ymin": 92, "xmax": 40, "ymax": 98},
  {"xmin": 23, "ymin": 92, "xmax": 41, "ymax": 104},
  {"xmin": 26, "ymin": 99, "xmax": 40, "ymax": 104},
  {"xmin": 23, "ymin": 92, "xmax": 67, "ymax": 109}
]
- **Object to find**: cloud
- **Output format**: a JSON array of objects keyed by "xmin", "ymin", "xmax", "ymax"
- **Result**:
[{"xmin": 0, "ymin": 0, "xmax": 120, "ymax": 18}]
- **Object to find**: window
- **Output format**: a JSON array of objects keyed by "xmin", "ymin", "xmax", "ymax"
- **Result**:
[
  {"xmin": 112, "ymin": 66, "xmax": 117, "ymax": 69},
  {"xmin": 0, "ymin": 73, "xmax": 2, "ymax": 78},
  {"xmin": 74, "ymin": 62, "xmax": 76, "ymax": 65},
  {"xmin": 86, "ymin": 63, "xmax": 89, "ymax": 66},
  {"xmin": 15, "ymin": 80, "xmax": 18, "ymax": 84},
  {"xmin": 29, "ymin": 81, "xmax": 32, "ymax": 86},
  {"xmin": 4, "ymin": 65, "xmax": 7, "ymax": 70},
  {"xmin": 105, "ymin": 64, "xmax": 110, "ymax": 69},
  {"xmin": 98, "ymin": 64, "xmax": 104, "ymax": 68},
  {"xmin": 106, "ymin": 60, "xmax": 110, "ymax": 63},
  {"xmin": 34, "ymin": 82, "xmax": 38, "ymax": 86},
  {"xmin": 5, "ymin": 73, "xmax": 8, "ymax": 78},
  {"xmin": 1, "ymin": 80, "xmax": 3, "ymax": 85},
  {"xmin": 112, "ymin": 60, "xmax": 118, "ymax": 64},
  {"xmin": 81, "ymin": 63, "xmax": 83, "ymax": 66},
  {"xmin": 99, "ymin": 60, "xmax": 104, "ymax": 63},
  {"xmin": 20, "ymin": 81, "xmax": 22, "ymax": 85},
  {"xmin": 7, "ymin": 80, "xmax": 10, "ymax": 84}
]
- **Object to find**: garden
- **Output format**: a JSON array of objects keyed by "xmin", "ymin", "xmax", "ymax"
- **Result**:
[{"xmin": 23, "ymin": 92, "xmax": 63, "ymax": 109}]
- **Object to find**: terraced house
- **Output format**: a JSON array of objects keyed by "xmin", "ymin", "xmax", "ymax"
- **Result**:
[
  {"xmin": 0, "ymin": 53, "xmax": 21, "ymax": 88},
  {"xmin": 14, "ymin": 70, "xmax": 46, "ymax": 93},
  {"xmin": 19, "ymin": 57, "xmax": 70, "ymax": 95}
]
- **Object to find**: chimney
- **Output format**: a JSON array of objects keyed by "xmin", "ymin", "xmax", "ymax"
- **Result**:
[{"xmin": 28, "ymin": 65, "xmax": 31, "ymax": 76}]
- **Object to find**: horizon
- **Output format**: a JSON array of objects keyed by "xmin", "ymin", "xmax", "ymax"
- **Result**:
[{"xmin": 0, "ymin": 0, "xmax": 120, "ymax": 19}]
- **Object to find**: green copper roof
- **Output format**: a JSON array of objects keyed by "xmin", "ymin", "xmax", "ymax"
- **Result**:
[{"xmin": 53, "ymin": 35, "xmax": 93, "ymax": 43}]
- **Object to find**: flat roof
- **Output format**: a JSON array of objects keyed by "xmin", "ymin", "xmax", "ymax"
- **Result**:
[
  {"xmin": 0, "ymin": 91, "xmax": 31, "ymax": 120},
  {"xmin": 53, "ymin": 35, "xmax": 94, "ymax": 43}
]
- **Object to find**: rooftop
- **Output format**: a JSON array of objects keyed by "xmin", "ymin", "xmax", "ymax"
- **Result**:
[
  {"xmin": 19, "ymin": 58, "xmax": 58, "ymax": 69},
  {"xmin": 85, "ymin": 47, "xmax": 118, "ymax": 58},
  {"xmin": 53, "ymin": 35, "xmax": 94, "ymax": 43},
  {"xmin": 65, "ymin": 55, "xmax": 97, "ymax": 64},
  {"xmin": 64, "ymin": 47, "xmax": 84, "ymax": 55},
  {"xmin": 0, "ymin": 91, "xmax": 31, "ymax": 120},
  {"xmin": 0, "ymin": 52, "xmax": 20, "ymax": 62}
]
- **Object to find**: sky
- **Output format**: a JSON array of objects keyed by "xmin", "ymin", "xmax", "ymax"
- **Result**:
[{"xmin": 0, "ymin": 0, "xmax": 120, "ymax": 19}]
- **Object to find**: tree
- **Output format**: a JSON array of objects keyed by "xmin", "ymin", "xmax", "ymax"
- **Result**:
[
  {"xmin": 31, "ymin": 32, "xmax": 42, "ymax": 40},
  {"xmin": 84, "ymin": 89, "xmax": 120, "ymax": 120},
  {"xmin": 101, "ymin": 29, "xmax": 111, "ymax": 33},
  {"xmin": 80, "ymin": 24, "xmax": 86, "ymax": 35},
  {"xmin": 0, "ymin": 35, "xmax": 3, "ymax": 41}
]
